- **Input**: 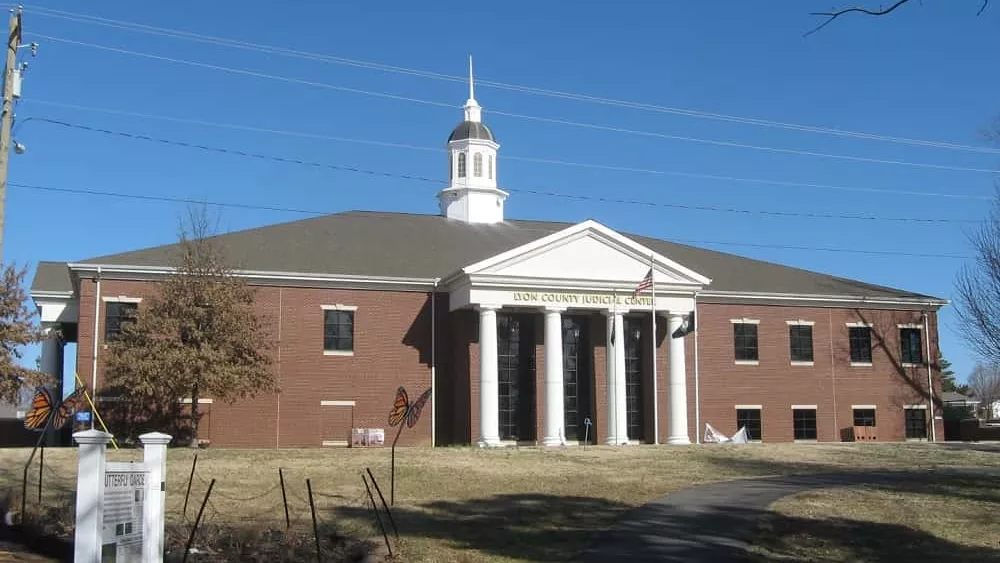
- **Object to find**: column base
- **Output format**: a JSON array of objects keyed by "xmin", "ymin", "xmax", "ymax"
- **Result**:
[
  {"xmin": 667, "ymin": 435, "xmax": 692, "ymax": 445},
  {"xmin": 604, "ymin": 437, "xmax": 629, "ymax": 446},
  {"xmin": 541, "ymin": 436, "xmax": 565, "ymax": 447},
  {"xmin": 477, "ymin": 438, "xmax": 504, "ymax": 448}
]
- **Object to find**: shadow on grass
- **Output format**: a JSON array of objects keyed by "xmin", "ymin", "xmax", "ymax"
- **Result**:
[
  {"xmin": 752, "ymin": 509, "xmax": 1000, "ymax": 563},
  {"xmin": 335, "ymin": 493, "xmax": 631, "ymax": 562}
]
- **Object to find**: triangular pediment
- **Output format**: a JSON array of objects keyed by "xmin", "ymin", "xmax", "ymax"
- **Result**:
[{"xmin": 462, "ymin": 220, "xmax": 711, "ymax": 287}]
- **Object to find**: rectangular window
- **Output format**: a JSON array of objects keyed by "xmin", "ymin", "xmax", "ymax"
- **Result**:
[
  {"xmin": 733, "ymin": 323, "xmax": 759, "ymax": 362},
  {"xmin": 904, "ymin": 407, "xmax": 927, "ymax": 439},
  {"xmin": 736, "ymin": 408, "xmax": 762, "ymax": 441},
  {"xmin": 105, "ymin": 301, "xmax": 138, "ymax": 341},
  {"xmin": 792, "ymin": 408, "xmax": 817, "ymax": 440},
  {"xmin": 789, "ymin": 325, "xmax": 814, "ymax": 363},
  {"xmin": 900, "ymin": 327, "xmax": 922, "ymax": 365},
  {"xmin": 849, "ymin": 326, "xmax": 872, "ymax": 363},
  {"xmin": 853, "ymin": 408, "xmax": 876, "ymax": 427},
  {"xmin": 323, "ymin": 308, "xmax": 355, "ymax": 353}
]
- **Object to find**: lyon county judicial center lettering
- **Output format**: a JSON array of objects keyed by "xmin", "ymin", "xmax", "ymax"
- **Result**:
[{"xmin": 29, "ymin": 70, "xmax": 948, "ymax": 448}]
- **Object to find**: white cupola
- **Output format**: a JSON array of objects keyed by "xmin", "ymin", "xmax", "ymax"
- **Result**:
[{"xmin": 437, "ymin": 56, "xmax": 508, "ymax": 224}]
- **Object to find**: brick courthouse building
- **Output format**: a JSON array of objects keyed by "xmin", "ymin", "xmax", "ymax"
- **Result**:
[{"xmin": 30, "ymin": 79, "xmax": 948, "ymax": 448}]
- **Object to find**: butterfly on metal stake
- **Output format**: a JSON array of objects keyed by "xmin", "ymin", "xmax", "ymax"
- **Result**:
[
  {"xmin": 386, "ymin": 385, "xmax": 431, "ymax": 506},
  {"xmin": 23, "ymin": 385, "xmax": 88, "ymax": 432}
]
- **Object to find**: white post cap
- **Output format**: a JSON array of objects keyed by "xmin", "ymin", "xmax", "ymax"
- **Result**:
[
  {"xmin": 139, "ymin": 432, "xmax": 173, "ymax": 446},
  {"xmin": 73, "ymin": 429, "xmax": 113, "ymax": 445}
]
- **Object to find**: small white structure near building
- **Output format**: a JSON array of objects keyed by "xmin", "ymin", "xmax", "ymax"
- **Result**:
[{"xmin": 73, "ymin": 429, "xmax": 170, "ymax": 563}]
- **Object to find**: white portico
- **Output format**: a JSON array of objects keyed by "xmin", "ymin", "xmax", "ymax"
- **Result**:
[{"xmin": 441, "ymin": 220, "xmax": 711, "ymax": 447}]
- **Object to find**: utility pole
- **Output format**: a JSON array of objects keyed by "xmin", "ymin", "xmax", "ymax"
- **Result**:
[{"xmin": 0, "ymin": 6, "xmax": 22, "ymax": 264}]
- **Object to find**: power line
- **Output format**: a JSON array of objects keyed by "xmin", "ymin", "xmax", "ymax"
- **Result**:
[
  {"xmin": 29, "ymin": 117, "xmax": 982, "ymax": 225},
  {"xmin": 25, "ymin": 5, "xmax": 1000, "ymax": 156},
  {"xmin": 23, "ymin": 99, "xmax": 994, "ymax": 202},
  {"xmin": 8, "ymin": 182, "xmax": 973, "ymax": 260},
  {"xmin": 29, "ymin": 33, "xmax": 1000, "ymax": 175}
]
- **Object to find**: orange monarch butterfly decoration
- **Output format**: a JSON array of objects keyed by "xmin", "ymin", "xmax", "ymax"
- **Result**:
[
  {"xmin": 23, "ymin": 385, "xmax": 88, "ymax": 432},
  {"xmin": 386, "ymin": 385, "xmax": 431, "ymax": 505},
  {"xmin": 388, "ymin": 386, "xmax": 431, "ymax": 429}
]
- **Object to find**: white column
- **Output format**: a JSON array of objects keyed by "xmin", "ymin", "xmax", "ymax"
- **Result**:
[
  {"xmin": 667, "ymin": 313, "xmax": 691, "ymax": 445},
  {"xmin": 140, "ymin": 432, "xmax": 172, "ymax": 563},
  {"xmin": 605, "ymin": 309, "xmax": 628, "ymax": 445},
  {"xmin": 477, "ymin": 306, "xmax": 502, "ymax": 447},
  {"xmin": 542, "ymin": 307, "xmax": 565, "ymax": 446},
  {"xmin": 40, "ymin": 327, "xmax": 63, "ymax": 386},
  {"xmin": 73, "ymin": 429, "xmax": 113, "ymax": 563}
]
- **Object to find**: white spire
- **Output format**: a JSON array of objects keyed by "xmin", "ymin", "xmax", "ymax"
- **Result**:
[
  {"xmin": 468, "ymin": 54, "xmax": 475, "ymax": 101},
  {"xmin": 464, "ymin": 54, "xmax": 482, "ymax": 123}
]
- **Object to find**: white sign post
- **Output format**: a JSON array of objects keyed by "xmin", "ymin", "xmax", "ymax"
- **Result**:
[{"xmin": 73, "ymin": 429, "xmax": 172, "ymax": 563}]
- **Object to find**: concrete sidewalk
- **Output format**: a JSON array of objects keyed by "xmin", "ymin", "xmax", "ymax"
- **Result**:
[{"xmin": 577, "ymin": 469, "xmax": 998, "ymax": 562}]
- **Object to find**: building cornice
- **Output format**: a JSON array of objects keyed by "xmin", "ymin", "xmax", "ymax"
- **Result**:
[
  {"xmin": 696, "ymin": 290, "xmax": 949, "ymax": 310},
  {"xmin": 65, "ymin": 263, "xmax": 440, "ymax": 292}
]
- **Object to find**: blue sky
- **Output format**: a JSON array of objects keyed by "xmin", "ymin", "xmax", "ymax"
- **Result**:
[{"xmin": 7, "ymin": 0, "xmax": 999, "ymax": 390}]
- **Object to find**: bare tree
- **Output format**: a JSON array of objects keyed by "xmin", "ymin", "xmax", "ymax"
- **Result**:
[
  {"xmin": 806, "ymin": 0, "xmax": 990, "ymax": 36},
  {"xmin": 0, "ymin": 263, "xmax": 50, "ymax": 403},
  {"xmin": 967, "ymin": 361, "xmax": 1000, "ymax": 416},
  {"xmin": 954, "ymin": 189, "xmax": 1000, "ymax": 368},
  {"xmin": 105, "ymin": 206, "xmax": 277, "ymax": 445}
]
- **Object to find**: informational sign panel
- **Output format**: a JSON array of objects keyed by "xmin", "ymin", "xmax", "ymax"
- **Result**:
[{"xmin": 101, "ymin": 462, "xmax": 148, "ymax": 562}]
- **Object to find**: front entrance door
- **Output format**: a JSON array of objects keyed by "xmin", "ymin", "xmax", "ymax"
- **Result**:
[
  {"xmin": 562, "ymin": 315, "xmax": 594, "ymax": 443},
  {"xmin": 497, "ymin": 312, "xmax": 537, "ymax": 442}
]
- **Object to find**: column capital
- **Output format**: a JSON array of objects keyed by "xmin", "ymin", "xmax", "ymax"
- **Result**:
[
  {"xmin": 475, "ymin": 304, "xmax": 502, "ymax": 313},
  {"xmin": 543, "ymin": 305, "xmax": 566, "ymax": 314}
]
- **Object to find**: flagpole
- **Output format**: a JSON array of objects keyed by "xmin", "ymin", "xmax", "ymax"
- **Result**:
[{"xmin": 650, "ymin": 253, "xmax": 659, "ymax": 445}]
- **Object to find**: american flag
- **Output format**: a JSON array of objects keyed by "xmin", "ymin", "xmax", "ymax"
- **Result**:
[{"xmin": 633, "ymin": 268, "xmax": 653, "ymax": 296}]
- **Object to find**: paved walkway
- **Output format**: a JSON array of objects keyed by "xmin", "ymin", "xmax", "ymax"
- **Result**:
[{"xmin": 578, "ymin": 468, "xmax": 999, "ymax": 562}]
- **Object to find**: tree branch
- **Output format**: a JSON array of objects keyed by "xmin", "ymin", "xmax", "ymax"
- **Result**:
[{"xmin": 804, "ymin": 0, "xmax": 990, "ymax": 37}]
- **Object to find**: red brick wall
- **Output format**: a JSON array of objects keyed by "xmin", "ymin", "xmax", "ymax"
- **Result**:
[
  {"xmin": 72, "ymin": 275, "xmax": 945, "ymax": 447},
  {"xmin": 693, "ymin": 302, "xmax": 944, "ymax": 443},
  {"xmin": 76, "ymin": 276, "xmax": 441, "ymax": 448}
]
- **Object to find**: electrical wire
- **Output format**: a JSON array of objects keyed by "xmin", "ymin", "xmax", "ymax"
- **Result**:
[
  {"xmin": 8, "ymin": 182, "xmax": 973, "ymax": 260},
  {"xmin": 23, "ymin": 99, "xmax": 992, "ymax": 201},
  {"xmin": 27, "ymin": 33, "xmax": 1000, "ymax": 175},
  {"xmin": 24, "ymin": 5, "xmax": 1000, "ymax": 156},
  {"xmin": 27, "ymin": 117, "xmax": 981, "ymax": 225}
]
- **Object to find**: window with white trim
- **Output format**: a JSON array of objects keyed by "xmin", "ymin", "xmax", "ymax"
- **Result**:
[
  {"xmin": 457, "ymin": 152, "xmax": 467, "ymax": 178},
  {"xmin": 473, "ymin": 152, "xmax": 483, "ymax": 177},
  {"xmin": 793, "ymin": 408, "xmax": 817, "ymax": 440},
  {"xmin": 788, "ymin": 323, "xmax": 813, "ymax": 363},
  {"xmin": 853, "ymin": 408, "xmax": 876, "ymax": 427},
  {"xmin": 488, "ymin": 154, "xmax": 494, "ymax": 179},
  {"xmin": 900, "ymin": 327, "xmax": 922, "ymax": 365},
  {"xmin": 904, "ymin": 407, "xmax": 927, "ymax": 439},
  {"xmin": 736, "ymin": 408, "xmax": 762, "ymax": 441},
  {"xmin": 322, "ymin": 305, "xmax": 356, "ymax": 354},
  {"xmin": 105, "ymin": 301, "xmax": 138, "ymax": 341},
  {"xmin": 733, "ymin": 321, "xmax": 759, "ymax": 362},
  {"xmin": 848, "ymin": 325, "xmax": 872, "ymax": 364}
]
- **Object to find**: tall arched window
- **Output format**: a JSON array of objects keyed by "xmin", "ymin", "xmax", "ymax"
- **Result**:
[
  {"xmin": 488, "ymin": 155, "xmax": 494, "ymax": 180},
  {"xmin": 457, "ymin": 152, "xmax": 466, "ymax": 178},
  {"xmin": 449, "ymin": 153, "xmax": 453, "ymax": 180},
  {"xmin": 473, "ymin": 153, "xmax": 483, "ymax": 177}
]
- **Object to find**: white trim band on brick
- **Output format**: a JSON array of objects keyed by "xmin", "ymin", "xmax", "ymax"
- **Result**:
[
  {"xmin": 846, "ymin": 321, "xmax": 872, "ymax": 327},
  {"xmin": 178, "ymin": 398, "xmax": 213, "ymax": 404},
  {"xmin": 905, "ymin": 404, "xmax": 928, "ymax": 409},
  {"xmin": 791, "ymin": 404, "xmax": 817, "ymax": 410},
  {"xmin": 852, "ymin": 404, "xmax": 877, "ymax": 409},
  {"xmin": 320, "ymin": 400, "xmax": 356, "ymax": 407},
  {"xmin": 102, "ymin": 295, "xmax": 142, "ymax": 303},
  {"xmin": 786, "ymin": 319, "xmax": 815, "ymax": 326},
  {"xmin": 320, "ymin": 304, "xmax": 358, "ymax": 311},
  {"xmin": 734, "ymin": 404, "xmax": 762, "ymax": 409},
  {"xmin": 897, "ymin": 323, "xmax": 923, "ymax": 329},
  {"xmin": 730, "ymin": 318, "xmax": 760, "ymax": 324}
]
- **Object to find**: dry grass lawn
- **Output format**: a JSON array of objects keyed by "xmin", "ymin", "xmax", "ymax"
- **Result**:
[
  {"xmin": 1, "ymin": 442, "xmax": 998, "ymax": 562},
  {"xmin": 751, "ymin": 472, "xmax": 1000, "ymax": 562}
]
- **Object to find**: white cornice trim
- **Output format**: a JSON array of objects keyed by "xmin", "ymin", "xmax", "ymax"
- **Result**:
[
  {"xmin": 697, "ymin": 290, "xmax": 948, "ymax": 308},
  {"xmin": 66, "ymin": 263, "xmax": 440, "ymax": 291},
  {"xmin": 464, "ymin": 274, "xmax": 703, "ymax": 294}
]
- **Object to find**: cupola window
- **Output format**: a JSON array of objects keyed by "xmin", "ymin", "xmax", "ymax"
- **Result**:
[
  {"xmin": 457, "ymin": 152, "xmax": 466, "ymax": 178},
  {"xmin": 488, "ymin": 155, "xmax": 493, "ymax": 180},
  {"xmin": 473, "ymin": 153, "xmax": 483, "ymax": 177}
]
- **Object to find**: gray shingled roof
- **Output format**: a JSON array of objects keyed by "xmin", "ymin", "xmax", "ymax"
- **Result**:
[
  {"xmin": 448, "ymin": 121, "xmax": 495, "ymax": 142},
  {"xmin": 30, "ymin": 210, "xmax": 944, "ymax": 302}
]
